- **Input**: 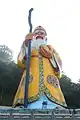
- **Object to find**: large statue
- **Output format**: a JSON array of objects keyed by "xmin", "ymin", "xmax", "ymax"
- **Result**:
[{"xmin": 13, "ymin": 26, "xmax": 66, "ymax": 109}]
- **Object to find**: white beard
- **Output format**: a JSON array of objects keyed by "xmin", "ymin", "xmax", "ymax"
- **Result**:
[
  {"xmin": 23, "ymin": 38, "xmax": 47, "ymax": 56},
  {"xmin": 31, "ymin": 38, "xmax": 47, "ymax": 50}
]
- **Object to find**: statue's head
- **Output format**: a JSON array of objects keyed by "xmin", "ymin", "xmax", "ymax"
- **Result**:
[
  {"xmin": 33, "ymin": 26, "xmax": 47, "ymax": 40},
  {"xmin": 31, "ymin": 26, "xmax": 47, "ymax": 49}
]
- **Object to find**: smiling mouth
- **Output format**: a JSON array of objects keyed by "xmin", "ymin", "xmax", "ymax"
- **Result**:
[{"xmin": 36, "ymin": 36, "xmax": 43, "ymax": 39}]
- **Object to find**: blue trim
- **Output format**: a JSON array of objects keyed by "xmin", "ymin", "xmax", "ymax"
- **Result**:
[{"xmin": 27, "ymin": 95, "xmax": 57, "ymax": 109}]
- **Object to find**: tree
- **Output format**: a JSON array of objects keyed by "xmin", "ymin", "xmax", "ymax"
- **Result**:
[
  {"xmin": 0, "ymin": 45, "xmax": 22, "ymax": 105},
  {"xmin": 60, "ymin": 74, "xmax": 80, "ymax": 108},
  {"xmin": 0, "ymin": 45, "xmax": 13, "ymax": 62}
]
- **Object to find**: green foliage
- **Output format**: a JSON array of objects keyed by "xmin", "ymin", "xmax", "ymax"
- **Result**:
[
  {"xmin": 0, "ymin": 45, "xmax": 22, "ymax": 106},
  {"xmin": 60, "ymin": 74, "xmax": 80, "ymax": 108},
  {"xmin": 0, "ymin": 45, "xmax": 13, "ymax": 62}
]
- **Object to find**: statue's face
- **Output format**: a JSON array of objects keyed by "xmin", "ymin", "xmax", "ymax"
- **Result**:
[
  {"xmin": 33, "ymin": 30, "xmax": 46, "ymax": 39},
  {"xmin": 33, "ymin": 26, "xmax": 47, "ymax": 40},
  {"xmin": 31, "ymin": 26, "xmax": 47, "ymax": 50}
]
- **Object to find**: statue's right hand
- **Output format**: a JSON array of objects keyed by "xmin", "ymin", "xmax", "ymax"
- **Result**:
[{"xmin": 24, "ymin": 33, "xmax": 33, "ymax": 46}]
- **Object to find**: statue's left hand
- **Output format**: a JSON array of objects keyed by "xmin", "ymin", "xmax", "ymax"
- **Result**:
[{"xmin": 40, "ymin": 45, "xmax": 54, "ymax": 58}]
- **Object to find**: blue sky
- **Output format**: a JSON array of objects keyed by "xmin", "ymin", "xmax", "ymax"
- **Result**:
[{"xmin": 0, "ymin": 0, "xmax": 80, "ymax": 83}]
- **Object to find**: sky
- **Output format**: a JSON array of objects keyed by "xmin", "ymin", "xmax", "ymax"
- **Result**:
[{"xmin": 0, "ymin": 0, "xmax": 80, "ymax": 83}]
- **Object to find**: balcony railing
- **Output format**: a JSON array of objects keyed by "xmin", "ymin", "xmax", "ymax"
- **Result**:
[{"xmin": 0, "ymin": 108, "xmax": 80, "ymax": 120}]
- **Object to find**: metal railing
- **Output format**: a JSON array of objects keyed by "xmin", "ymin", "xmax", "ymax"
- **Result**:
[{"xmin": 0, "ymin": 108, "xmax": 80, "ymax": 120}]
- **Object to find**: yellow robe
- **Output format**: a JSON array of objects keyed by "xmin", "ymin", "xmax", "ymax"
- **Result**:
[{"xmin": 13, "ymin": 45, "xmax": 66, "ymax": 107}]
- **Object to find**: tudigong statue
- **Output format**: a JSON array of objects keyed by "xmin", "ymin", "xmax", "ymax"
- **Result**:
[{"xmin": 13, "ymin": 26, "xmax": 67, "ymax": 109}]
